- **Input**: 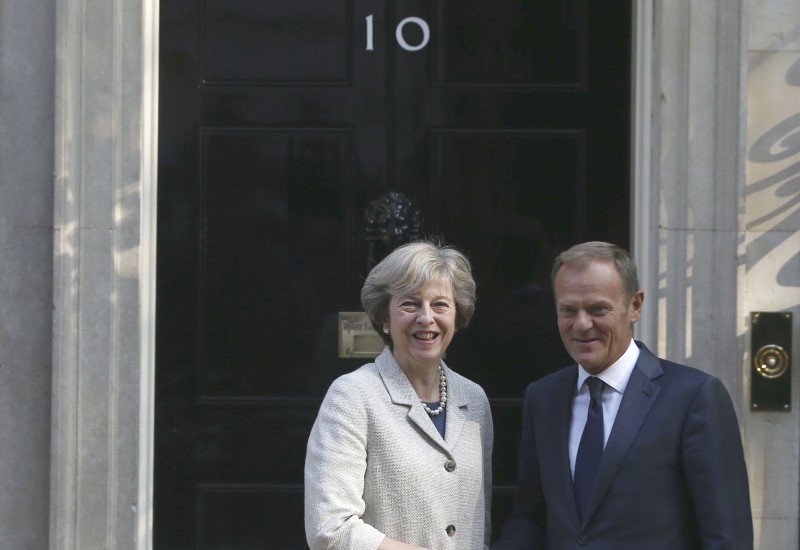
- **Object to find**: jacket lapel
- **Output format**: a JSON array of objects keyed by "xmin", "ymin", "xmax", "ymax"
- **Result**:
[
  {"xmin": 376, "ymin": 349, "xmax": 452, "ymax": 455},
  {"xmin": 583, "ymin": 342, "xmax": 663, "ymax": 523},
  {"xmin": 441, "ymin": 360, "xmax": 467, "ymax": 455},
  {"xmin": 552, "ymin": 368, "xmax": 582, "ymax": 527}
]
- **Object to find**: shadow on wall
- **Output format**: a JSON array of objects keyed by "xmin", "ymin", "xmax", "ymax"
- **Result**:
[
  {"xmin": 745, "ymin": 55, "xmax": 800, "ymax": 287},
  {"xmin": 744, "ymin": 50, "xmax": 800, "ymax": 550}
]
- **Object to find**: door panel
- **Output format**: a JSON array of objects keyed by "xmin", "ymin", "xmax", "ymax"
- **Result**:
[
  {"xmin": 157, "ymin": 1, "xmax": 630, "ymax": 547},
  {"xmin": 435, "ymin": 0, "xmax": 583, "ymax": 85},
  {"xmin": 202, "ymin": 0, "xmax": 351, "ymax": 84},
  {"xmin": 199, "ymin": 128, "xmax": 353, "ymax": 397}
]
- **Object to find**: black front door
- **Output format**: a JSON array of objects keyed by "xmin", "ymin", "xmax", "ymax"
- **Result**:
[{"xmin": 156, "ymin": 1, "xmax": 631, "ymax": 547}]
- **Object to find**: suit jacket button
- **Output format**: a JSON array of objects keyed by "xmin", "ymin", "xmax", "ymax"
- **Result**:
[
  {"xmin": 444, "ymin": 459, "xmax": 456, "ymax": 472},
  {"xmin": 446, "ymin": 524, "xmax": 456, "ymax": 537},
  {"xmin": 577, "ymin": 534, "xmax": 588, "ymax": 545}
]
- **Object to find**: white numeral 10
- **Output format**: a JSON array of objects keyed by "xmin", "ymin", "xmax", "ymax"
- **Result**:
[{"xmin": 366, "ymin": 15, "xmax": 430, "ymax": 52}]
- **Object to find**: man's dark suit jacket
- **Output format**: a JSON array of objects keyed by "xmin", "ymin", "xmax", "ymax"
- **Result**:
[{"xmin": 494, "ymin": 341, "xmax": 753, "ymax": 550}]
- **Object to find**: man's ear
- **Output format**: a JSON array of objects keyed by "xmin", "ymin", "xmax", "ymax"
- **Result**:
[{"xmin": 630, "ymin": 290, "xmax": 644, "ymax": 324}]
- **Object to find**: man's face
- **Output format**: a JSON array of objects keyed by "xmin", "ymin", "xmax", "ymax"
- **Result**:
[{"xmin": 554, "ymin": 259, "xmax": 643, "ymax": 374}]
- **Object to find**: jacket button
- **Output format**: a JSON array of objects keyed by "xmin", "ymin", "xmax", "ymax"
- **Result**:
[
  {"xmin": 446, "ymin": 524, "xmax": 456, "ymax": 537},
  {"xmin": 444, "ymin": 460, "xmax": 456, "ymax": 472},
  {"xmin": 577, "ymin": 534, "xmax": 588, "ymax": 545}
]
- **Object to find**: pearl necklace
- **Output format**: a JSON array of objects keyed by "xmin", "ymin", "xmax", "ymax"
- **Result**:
[{"xmin": 420, "ymin": 364, "xmax": 447, "ymax": 416}]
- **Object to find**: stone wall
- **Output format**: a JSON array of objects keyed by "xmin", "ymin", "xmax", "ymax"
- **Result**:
[
  {"xmin": 0, "ymin": 0, "xmax": 56, "ymax": 548},
  {"xmin": 745, "ymin": 0, "xmax": 800, "ymax": 546}
]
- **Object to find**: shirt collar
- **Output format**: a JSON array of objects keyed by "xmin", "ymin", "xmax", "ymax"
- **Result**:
[{"xmin": 576, "ymin": 339, "xmax": 640, "ymax": 395}]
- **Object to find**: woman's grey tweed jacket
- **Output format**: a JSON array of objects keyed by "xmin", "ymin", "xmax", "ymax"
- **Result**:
[{"xmin": 305, "ymin": 347, "xmax": 493, "ymax": 550}]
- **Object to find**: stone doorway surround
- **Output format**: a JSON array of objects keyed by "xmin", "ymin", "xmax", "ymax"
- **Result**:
[
  {"xmin": 50, "ymin": 1, "xmax": 760, "ymax": 548},
  {"xmin": 51, "ymin": 0, "xmax": 158, "ymax": 547}
]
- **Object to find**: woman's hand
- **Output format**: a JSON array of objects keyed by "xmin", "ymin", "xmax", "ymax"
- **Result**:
[{"xmin": 378, "ymin": 536, "xmax": 431, "ymax": 550}]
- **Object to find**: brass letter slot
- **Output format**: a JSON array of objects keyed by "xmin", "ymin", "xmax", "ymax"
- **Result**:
[{"xmin": 338, "ymin": 312, "xmax": 384, "ymax": 359}]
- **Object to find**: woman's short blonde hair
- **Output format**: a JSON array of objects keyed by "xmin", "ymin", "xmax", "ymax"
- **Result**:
[{"xmin": 361, "ymin": 240, "xmax": 476, "ymax": 346}]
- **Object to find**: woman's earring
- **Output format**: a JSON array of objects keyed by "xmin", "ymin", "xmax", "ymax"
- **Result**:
[{"xmin": 383, "ymin": 326, "xmax": 389, "ymax": 334}]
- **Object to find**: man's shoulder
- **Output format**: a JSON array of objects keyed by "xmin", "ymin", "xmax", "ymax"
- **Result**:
[
  {"xmin": 654, "ymin": 355, "xmax": 717, "ymax": 383},
  {"xmin": 636, "ymin": 341, "xmax": 718, "ymax": 383},
  {"xmin": 645, "ymin": 354, "xmax": 730, "ymax": 402},
  {"xmin": 526, "ymin": 364, "xmax": 577, "ymax": 393}
]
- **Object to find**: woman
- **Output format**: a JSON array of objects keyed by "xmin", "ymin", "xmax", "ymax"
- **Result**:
[{"xmin": 305, "ymin": 240, "xmax": 493, "ymax": 550}]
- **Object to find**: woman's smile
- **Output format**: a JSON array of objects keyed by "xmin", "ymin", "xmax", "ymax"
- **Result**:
[{"xmin": 386, "ymin": 282, "xmax": 456, "ymax": 371}]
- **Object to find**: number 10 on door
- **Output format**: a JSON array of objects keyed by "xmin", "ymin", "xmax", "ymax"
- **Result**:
[{"xmin": 366, "ymin": 15, "xmax": 430, "ymax": 52}]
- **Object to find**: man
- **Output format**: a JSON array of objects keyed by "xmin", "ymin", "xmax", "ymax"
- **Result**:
[{"xmin": 494, "ymin": 241, "xmax": 752, "ymax": 549}]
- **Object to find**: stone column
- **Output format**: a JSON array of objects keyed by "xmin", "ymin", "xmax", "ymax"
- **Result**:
[
  {"xmin": 50, "ymin": 0, "xmax": 155, "ymax": 547},
  {"xmin": 645, "ymin": 0, "xmax": 748, "ymax": 403}
]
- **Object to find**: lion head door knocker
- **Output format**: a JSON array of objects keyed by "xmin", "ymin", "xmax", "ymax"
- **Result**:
[{"xmin": 364, "ymin": 191, "xmax": 423, "ymax": 270}]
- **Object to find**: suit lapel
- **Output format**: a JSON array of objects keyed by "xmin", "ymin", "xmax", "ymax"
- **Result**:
[
  {"xmin": 376, "ymin": 349, "xmax": 453, "ymax": 456},
  {"xmin": 583, "ymin": 342, "xmax": 663, "ymax": 523},
  {"xmin": 551, "ymin": 368, "xmax": 582, "ymax": 527},
  {"xmin": 441, "ymin": 361, "xmax": 467, "ymax": 455}
]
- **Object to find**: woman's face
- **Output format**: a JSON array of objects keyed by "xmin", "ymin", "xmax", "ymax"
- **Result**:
[{"xmin": 385, "ymin": 280, "xmax": 456, "ymax": 371}]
